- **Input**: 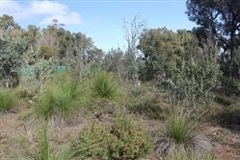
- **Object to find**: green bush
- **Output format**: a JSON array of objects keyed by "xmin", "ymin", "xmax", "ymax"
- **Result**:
[
  {"xmin": 73, "ymin": 116, "xmax": 153, "ymax": 160},
  {"xmin": 126, "ymin": 84, "xmax": 168, "ymax": 120},
  {"xmin": 91, "ymin": 71, "xmax": 120, "ymax": 100},
  {"xmin": 161, "ymin": 58, "xmax": 221, "ymax": 108},
  {"xmin": 40, "ymin": 45, "xmax": 56, "ymax": 59},
  {"xmin": 0, "ymin": 88, "xmax": 15, "ymax": 112}
]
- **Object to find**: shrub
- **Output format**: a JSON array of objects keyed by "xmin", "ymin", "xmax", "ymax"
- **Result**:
[
  {"xmin": 0, "ymin": 88, "xmax": 15, "ymax": 112},
  {"xmin": 0, "ymin": 37, "xmax": 28, "ymax": 87},
  {"xmin": 160, "ymin": 58, "xmax": 221, "ymax": 108},
  {"xmin": 126, "ymin": 84, "xmax": 168, "ymax": 120},
  {"xmin": 73, "ymin": 116, "xmax": 153, "ymax": 160},
  {"xmin": 40, "ymin": 45, "xmax": 57, "ymax": 59},
  {"xmin": 91, "ymin": 71, "xmax": 120, "ymax": 100}
]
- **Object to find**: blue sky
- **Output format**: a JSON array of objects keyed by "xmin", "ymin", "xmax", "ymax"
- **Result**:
[{"xmin": 1, "ymin": 0, "xmax": 196, "ymax": 51}]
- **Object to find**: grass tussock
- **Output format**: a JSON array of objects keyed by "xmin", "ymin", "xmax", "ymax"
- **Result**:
[
  {"xmin": 22, "ymin": 123, "xmax": 75, "ymax": 160},
  {"xmin": 154, "ymin": 106, "xmax": 212, "ymax": 157},
  {"xmin": 35, "ymin": 72, "xmax": 91, "ymax": 121},
  {"xmin": 90, "ymin": 71, "xmax": 122, "ymax": 100},
  {"xmin": 0, "ymin": 87, "xmax": 15, "ymax": 112}
]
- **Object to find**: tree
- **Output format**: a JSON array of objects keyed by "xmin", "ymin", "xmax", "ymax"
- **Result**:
[
  {"xmin": 122, "ymin": 15, "xmax": 146, "ymax": 82},
  {"xmin": 186, "ymin": 0, "xmax": 240, "ymax": 78},
  {"xmin": 0, "ymin": 38, "xmax": 29, "ymax": 87},
  {"xmin": 25, "ymin": 25, "xmax": 40, "ymax": 46},
  {"xmin": 103, "ymin": 48, "xmax": 126, "ymax": 81},
  {"xmin": 137, "ymin": 27, "xmax": 202, "ymax": 80},
  {"xmin": 0, "ymin": 14, "xmax": 28, "ymax": 87},
  {"xmin": 0, "ymin": 14, "xmax": 20, "ymax": 30}
]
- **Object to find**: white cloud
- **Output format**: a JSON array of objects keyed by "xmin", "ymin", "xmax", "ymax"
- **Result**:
[
  {"xmin": 2, "ymin": 0, "xmax": 29, "ymax": 20},
  {"xmin": 2, "ymin": 0, "xmax": 83, "ymax": 26},
  {"xmin": 40, "ymin": 12, "xmax": 82, "ymax": 25},
  {"xmin": 28, "ymin": 1, "xmax": 68, "ymax": 16}
]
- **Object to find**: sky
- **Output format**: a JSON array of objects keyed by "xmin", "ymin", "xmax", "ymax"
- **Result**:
[{"xmin": 1, "ymin": 0, "xmax": 197, "ymax": 52}]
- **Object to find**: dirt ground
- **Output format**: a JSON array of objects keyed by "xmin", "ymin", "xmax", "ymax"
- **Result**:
[{"xmin": 1, "ymin": 105, "xmax": 240, "ymax": 160}]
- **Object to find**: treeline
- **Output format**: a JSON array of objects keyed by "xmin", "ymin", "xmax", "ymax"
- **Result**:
[{"xmin": 1, "ymin": 0, "xmax": 240, "ymax": 97}]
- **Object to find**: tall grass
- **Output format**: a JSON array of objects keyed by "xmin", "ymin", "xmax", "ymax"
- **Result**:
[
  {"xmin": 23, "ymin": 126, "xmax": 50, "ymax": 160},
  {"xmin": 166, "ymin": 111, "xmax": 197, "ymax": 144},
  {"xmin": 22, "ymin": 123, "xmax": 75, "ymax": 160},
  {"xmin": 0, "ymin": 88, "xmax": 15, "ymax": 112},
  {"xmin": 155, "ymin": 106, "xmax": 212, "ymax": 156},
  {"xmin": 36, "ymin": 73, "xmax": 90, "ymax": 121},
  {"xmin": 91, "ymin": 71, "xmax": 120, "ymax": 100}
]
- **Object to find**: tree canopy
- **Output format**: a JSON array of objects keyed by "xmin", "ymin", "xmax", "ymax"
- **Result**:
[{"xmin": 186, "ymin": 0, "xmax": 240, "ymax": 78}]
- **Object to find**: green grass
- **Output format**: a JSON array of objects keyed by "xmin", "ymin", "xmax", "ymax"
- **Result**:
[
  {"xmin": 36, "ymin": 73, "xmax": 91, "ymax": 121},
  {"xmin": 0, "ymin": 88, "xmax": 15, "ymax": 112},
  {"xmin": 91, "ymin": 71, "xmax": 120, "ymax": 100},
  {"xmin": 36, "ymin": 89, "xmax": 54, "ymax": 120},
  {"xmin": 157, "ymin": 106, "xmax": 212, "ymax": 156}
]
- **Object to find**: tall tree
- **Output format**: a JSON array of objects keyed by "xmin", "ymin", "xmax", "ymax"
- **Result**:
[
  {"xmin": 122, "ymin": 15, "xmax": 146, "ymax": 82},
  {"xmin": 137, "ymin": 27, "xmax": 202, "ymax": 80},
  {"xmin": 186, "ymin": 0, "xmax": 240, "ymax": 77}
]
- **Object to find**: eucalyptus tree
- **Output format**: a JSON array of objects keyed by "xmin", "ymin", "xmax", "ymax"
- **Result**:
[{"xmin": 186, "ymin": 0, "xmax": 240, "ymax": 78}]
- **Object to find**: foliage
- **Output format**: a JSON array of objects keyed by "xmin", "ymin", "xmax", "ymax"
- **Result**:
[
  {"xmin": 72, "ymin": 116, "xmax": 153, "ymax": 160},
  {"xmin": 36, "ymin": 73, "xmax": 90, "ymax": 121},
  {"xmin": 91, "ymin": 71, "xmax": 120, "ymax": 100},
  {"xmin": 165, "ymin": 110, "xmax": 198, "ymax": 144},
  {"xmin": 40, "ymin": 45, "xmax": 57, "ymax": 59},
  {"xmin": 0, "ymin": 88, "xmax": 15, "ymax": 112},
  {"xmin": 214, "ymin": 95, "xmax": 237, "ymax": 106},
  {"xmin": 103, "ymin": 48, "xmax": 126, "ymax": 81},
  {"xmin": 0, "ymin": 37, "xmax": 29, "ymax": 87},
  {"xmin": 154, "ymin": 106, "xmax": 212, "ymax": 157},
  {"xmin": 186, "ymin": 0, "xmax": 240, "ymax": 78},
  {"xmin": 17, "ymin": 58, "xmax": 58, "ymax": 104},
  {"xmin": 161, "ymin": 57, "xmax": 221, "ymax": 108},
  {"xmin": 126, "ymin": 84, "xmax": 167, "ymax": 120},
  {"xmin": 0, "ymin": 14, "xmax": 19, "ymax": 30},
  {"xmin": 137, "ymin": 28, "xmax": 202, "ymax": 81}
]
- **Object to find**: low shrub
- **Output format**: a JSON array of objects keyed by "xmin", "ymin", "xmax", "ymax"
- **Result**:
[
  {"xmin": 72, "ymin": 116, "xmax": 153, "ymax": 160},
  {"xmin": 126, "ymin": 84, "xmax": 169, "ymax": 120}
]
